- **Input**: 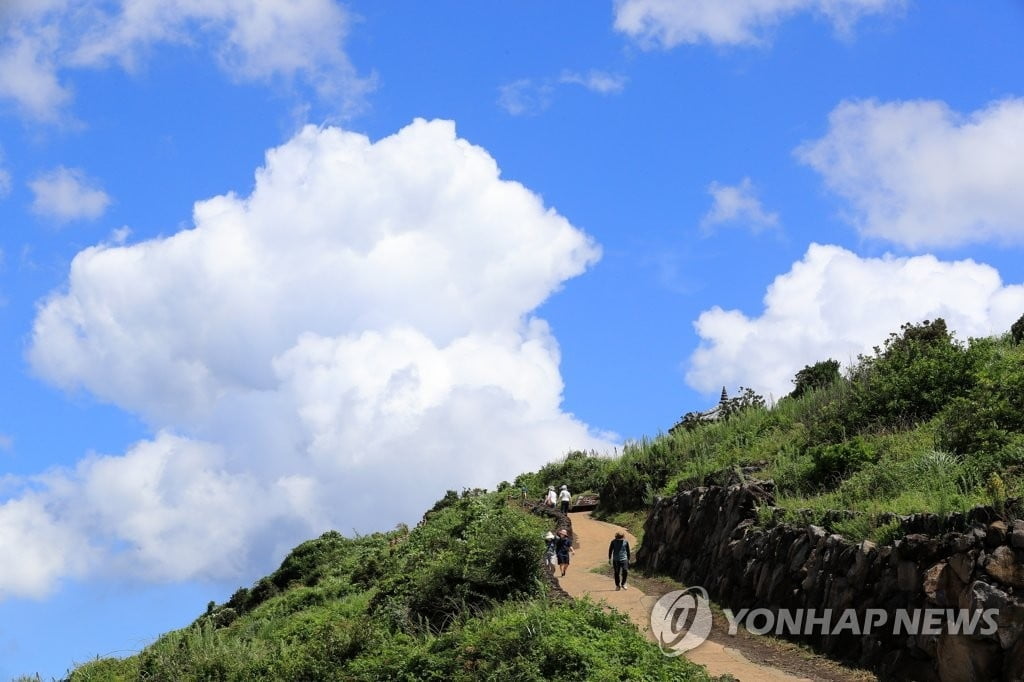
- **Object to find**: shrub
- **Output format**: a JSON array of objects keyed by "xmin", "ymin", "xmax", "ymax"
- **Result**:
[
  {"xmin": 806, "ymin": 437, "xmax": 877, "ymax": 488},
  {"xmin": 937, "ymin": 337, "xmax": 1024, "ymax": 454},
  {"xmin": 846, "ymin": 319, "xmax": 972, "ymax": 430},
  {"xmin": 515, "ymin": 450, "xmax": 613, "ymax": 499},
  {"xmin": 789, "ymin": 359, "xmax": 841, "ymax": 399},
  {"xmin": 1012, "ymin": 313, "xmax": 1024, "ymax": 344}
]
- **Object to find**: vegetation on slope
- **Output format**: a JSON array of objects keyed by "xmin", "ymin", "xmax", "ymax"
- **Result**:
[
  {"xmin": 66, "ymin": 314, "xmax": 1024, "ymax": 678},
  {"xmin": 69, "ymin": 490, "xmax": 712, "ymax": 681},
  {"xmin": 518, "ymin": 317, "xmax": 1024, "ymax": 542}
]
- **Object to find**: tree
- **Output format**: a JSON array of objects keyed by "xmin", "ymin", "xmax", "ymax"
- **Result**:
[
  {"xmin": 847, "ymin": 318, "xmax": 970, "ymax": 428},
  {"xmin": 1011, "ymin": 313, "xmax": 1024, "ymax": 345},
  {"xmin": 719, "ymin": 386, "xmax": 766, "ymax": 420},
  {"xmin": 790, "ymin": 359, "xmax": 841, "ymax": 398}
]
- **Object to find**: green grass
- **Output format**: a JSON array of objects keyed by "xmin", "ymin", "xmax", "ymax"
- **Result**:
[
  {"xmin": 69, "ymin": 490, "xmax": 715, "ymax": 681},
  {"xmin": 544, "ymin": 323, "xmax": 1024, "ymax": 543}
]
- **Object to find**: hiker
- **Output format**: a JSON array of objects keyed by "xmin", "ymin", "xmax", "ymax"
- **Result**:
[
  {"xmin": 544, "ymin": 486, "xmax": 557, "ymax": 507},
  {"xmin": 544, "ymin": 531, "xmax": 558, "ymax": 575},
  {"xmin": 558, "ymin": 485, "xmax": 572, "ymax": 514},
  {"xmin": 608, "ymin": 531, "xmax": 631, "ymax": 590},
  {"xmin": 555, "ymin": 528, "xmax": 574, "ymax": 577}
]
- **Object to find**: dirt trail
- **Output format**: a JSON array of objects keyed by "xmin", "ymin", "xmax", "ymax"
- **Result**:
[{"xmin": 556, "ymin": 512, "xmax": 812, "ymax": 682}]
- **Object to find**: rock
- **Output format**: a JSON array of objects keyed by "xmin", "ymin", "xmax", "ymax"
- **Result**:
[
  {"xmin": 961, "ymin": 580, "xmax": 1008, "ymax": 612},
  {"xmin": 987, "ymin": 521, "xmax": 1009, "ymax": 548},
  {"xmin": 951, "ymin": 533, "xmax": 975, "ymax": 553},
  {"xmin": 788, "ymin": 537, "xmax": 811, "ymax": 573},
  {"xmin": 923, "ymin": 561, "xmax": 958, "ymax": 606},
  {"xmin": 848, "ymin": 540, "xmax": 876, "ymax": 588},
  {"xmin": 984, "ymin": 545, "xmax": 1024, "ymax": 589},
  {"xmin": 1004, "ymin": 636, "xmax": 1024, "ymax": 681},
  {"xmin": 997, "ymin": 602, "xmax": 1024, "ymax": 650},
  {"xmin": 1011, "ymin": 529, "xmax": 1024, "ymax": 550},
  {"xmin": 949, "ymin": 552, "xmax": 975, "ymax": 584},
  {"xmin": 880, "ymin": 649, "xmax": 939, "ymax": 682},
  {"xmin": 898, "ymin": 560, "xmax": 919, "ymax": 592},
  {"xmin": 936, "ymin": 633, "xmax": 1000, "ymax": 682},
  {"xmin": 900, "ymin": 533, "xmax": 940, "ymax": 562}
]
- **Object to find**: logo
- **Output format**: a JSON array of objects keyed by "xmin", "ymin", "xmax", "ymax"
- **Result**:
[{"xmin": 649, "ymin": 586, "xmax": 713, "ymax": 656}]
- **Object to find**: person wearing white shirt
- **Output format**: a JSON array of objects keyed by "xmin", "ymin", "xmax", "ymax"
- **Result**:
[{"xmin": 558, "ymin": 485, "xmax": 571, "ymax": 514}]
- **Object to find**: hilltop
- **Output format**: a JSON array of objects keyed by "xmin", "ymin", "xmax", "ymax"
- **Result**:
[
  {"xmin": 519, "ymin": 316, "xmax": 1024, "ymax": 544},
  {"xmin": 62, "ymin": 314, "xmax": 1024, "ymax": 679}
]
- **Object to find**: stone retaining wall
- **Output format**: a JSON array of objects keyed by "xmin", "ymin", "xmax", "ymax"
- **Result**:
[{"xmin": 635, "ymin": 483, "xmax": 1024, "ymax": 681}]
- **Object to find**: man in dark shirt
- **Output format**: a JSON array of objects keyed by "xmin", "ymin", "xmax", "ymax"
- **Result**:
[{"xmin": 608, "ymin": 531, "xmax": 631, "ymax": 590}]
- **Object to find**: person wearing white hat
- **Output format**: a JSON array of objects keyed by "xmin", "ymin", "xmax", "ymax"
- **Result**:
[
  {"xmin": 543, "ymin": 531, "xmax": 557, "ymax": 575},
  {"xmin": 558, "ymin": 485, "xmax": 571, "ymax": 514},
  {"xmin": 544, "ymin": 486, "xmax": 557, "ymax": 508}
]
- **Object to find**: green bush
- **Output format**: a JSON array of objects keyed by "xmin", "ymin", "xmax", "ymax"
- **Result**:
[
  {"xmin": 515, "ymin": 450, "xmax": 613, "ymax": 499},
  {"xmin": 937, "ymin": 337, "xmax": 1024, "ymax": 454},
  {"xmin": 789, "ymin": 359, "xmax": 841, "ymax": 399},
  {"xmin": 846, "ymin": 319, "xmax": 972, "ymax": 430},
  {"xmin": 806, "ymin": 438, "xmax": 878, "ymax": 488},
  {"xmin": 1011, "ymin": 313, "xmax": 1024, "ymax": 345}
]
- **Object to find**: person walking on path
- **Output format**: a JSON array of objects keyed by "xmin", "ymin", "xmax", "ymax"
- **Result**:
[
  {"xmin": 608, "ymin": 531, "xmax": 631, "ymax": 590},
  {"xmin": 558, "ymin": 485, "xmax": 572, "ymax": 514},
  {"xmin": 543, "ymin": 486, "xmax": 557, "ymax": 508},
  {"xmin": 555, "ymin": 528, "xmax": 574, "ymax": 577},
  {"xmin": 543, "ymin": 531, "xmax": 558, "ymax": 575}
]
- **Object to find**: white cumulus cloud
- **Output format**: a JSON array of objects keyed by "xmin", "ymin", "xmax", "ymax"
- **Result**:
[
  {"xmin": 700, "ymin": 177, "xmax": 778, "ymax": 233},
  {"xmin": 797, "ymin": 97, "xmax": 1024, "ymax": 248},
  {"xmin": 687, "ymin": 243, "xmax": 1024, "ymax": 400},
  {"xmin": 6, "ymin": 118, "xmax": 610, "ymax": 597},
  {"xmin": 613, "ymin": 0, "xmax": 903, "ymax": 48},
  {"xmin": 0, "ymin": 0, "xmax": 370, "ymax": 122},
  {"xmin": 29, "ymin": 166, "xmax": 110, "ymax": 222}
]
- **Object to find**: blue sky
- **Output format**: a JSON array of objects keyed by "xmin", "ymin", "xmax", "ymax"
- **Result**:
[{"xmin": 2, "ymin": 1, "xmax": 1024, "ymax": 677}]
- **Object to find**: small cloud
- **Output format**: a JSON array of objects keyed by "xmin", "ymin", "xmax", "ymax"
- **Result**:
[
  {"xmin": 29, "ymin": 166, "xmax": 111, "ymax": 223},
  {"xmin": 0, "ymin": 434, "xmax": 12, "ymax": 452},
  {"xmin": 613, "ymin": 0, "xmax": 906, "ymax": 49},
  {"xmin": 497, "ymin": 79, "xmax": 554, "ymax": 116},
  {"xmin": 559, "ymin": 70, "xmax": 627, "ymax": 94},
  {"xmin": 0, "ymin": 31, "xmax": 73, "ymax": 122},
  {"xmin": 108, "ymin": 226, "xmax": 132, "ymax": 244},
  {"xmin": 0, "ymin": 146, "xmax": 11, "ymax": 197},
  {"xmin": 499, "ymin": 68, "xmax": 625, "ymax": 116},
  {"xmin": 700, "ymin": 177, "xmax": 778, "ymax": 233}
]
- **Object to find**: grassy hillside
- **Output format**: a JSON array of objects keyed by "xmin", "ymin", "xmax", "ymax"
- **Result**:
[
  {"xmin": 64, "ymin": 315, "xmax": 1024, "ymax": 678},
  {"xmin": 68, "ymin": 491, "xmax": 712, "ymax": 681},
  {"xmin": 518, "ymin": 317, "xmax": 1024, "ymax": 543}
]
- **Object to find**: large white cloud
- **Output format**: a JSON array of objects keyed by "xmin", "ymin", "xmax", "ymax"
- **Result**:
[
  {"xmin": 687, "ymin": 243, "xmax": 1024, "ymax": 400},
  {"xmin": 7, "ymin": 119, "xmax": 610, "ymax": 598},
  {"xmin": 0, "ymin": 0, "xmax": 369, "ymax": 121},
  {"xmin": 613, "ymin": 0, "xmax": 902, "ymax": 48},
  {"xmin": 797, "ymin": 98, "xmax": 1024, "ymax": 248}
]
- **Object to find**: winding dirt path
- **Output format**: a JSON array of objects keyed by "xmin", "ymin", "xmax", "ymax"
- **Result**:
[{"xmin": 556, "ymin": 512, "xmax": 812, "ymax": 682}]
